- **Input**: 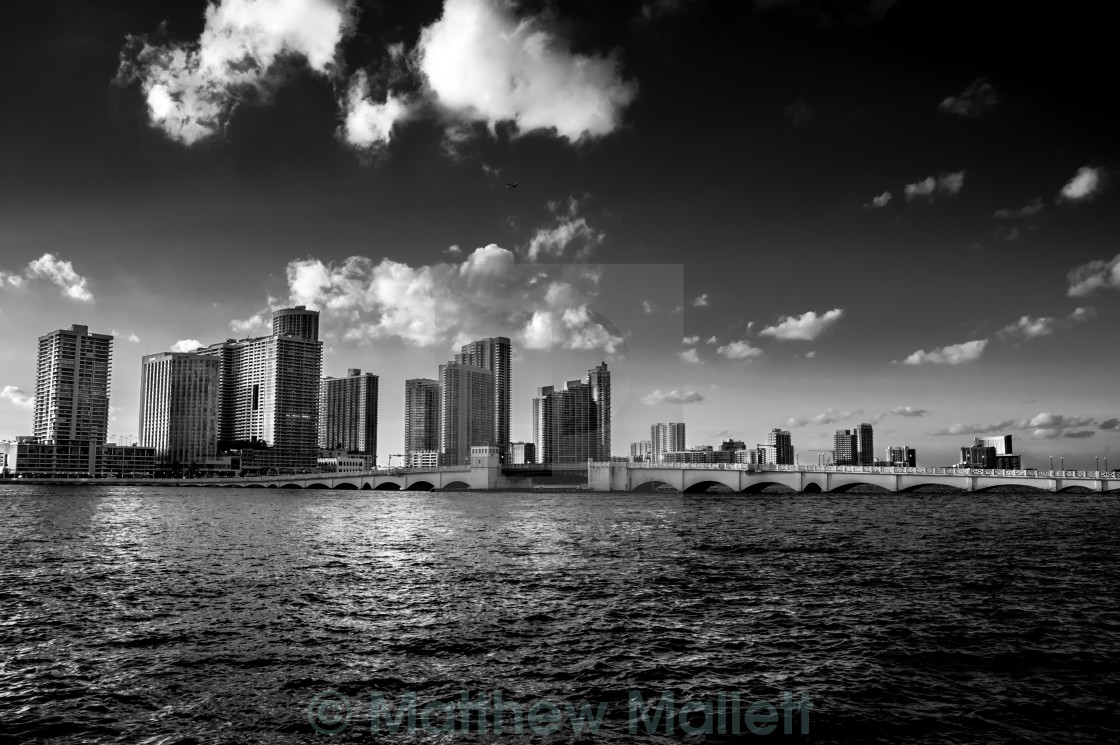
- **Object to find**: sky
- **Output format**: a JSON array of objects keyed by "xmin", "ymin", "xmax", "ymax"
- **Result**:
[{"xmin": 1, "ymin": 0, "xmax": 1118, "ymax": 469}]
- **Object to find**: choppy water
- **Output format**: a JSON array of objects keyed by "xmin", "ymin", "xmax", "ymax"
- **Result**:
[{"xmin": 0, "ymin": 486, "xmax": 1117, "ymax": 744}]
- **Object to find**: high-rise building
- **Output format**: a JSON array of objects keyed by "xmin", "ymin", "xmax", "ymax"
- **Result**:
[
  {"xmin": 886, "ymin": 446, "xmax": 917, "ymax": 468},
  {"xmin": 320, "ymin": 369, "xmax": 378, "ymax": 461},
  {"xmin": 439, "ymin": 361, "xmax": 495, "ymax": 466},
  {"xmin": 755, "ymin": 445, "xmax": 778, "ymax": 465},
  {"xmin": 456, "ymin": 337, "xmax": 511, "ymax": 460},
  {"xmin": 976, "ymin": 435, "xmax": 1013, "ymax": 455},
  {"xmin": 630, "ymin": 440, "xmax": 653, "ymax": 462},
  {"xmin": 855, "ymin": 422, "xmax": 875, "ymax": 466},
  {"xmin": 509, "ymin": 442, "xmax": 536, "ymax": 464},
  {"xmin": 834, "ymin": 429, "xmax": 858, "ymax": 466},
  {"xmin": 651, "ymin": 422, "xmax": 686, "ymax": 463},
  {"xmin": 404, "ymin": 378, "xmax": 440, "ymax": 457},
  {"xmin": 720, "ymin": 439, "xmax": 747, "ymax": 452},
  {"xmin": 139, "ymin": 352, "xmax": 220, "ymax": 465},
  {"xmin": 767, "ymin": 428, "xmax": 795, "ymax": 465},
  {"xmin": 533, "ymin": 363, "xmax": 612, "ymax": 464},
  {"xmin": 33, "ymin": 324, "xmax": 113, "ymax": 446},
  {"xmin": 271, "ymin": 305, "xmax": 319, "ymax": 342},
  {"xmin": 197, "ymin": 306, "xmax": 323, "ymax": 471}
]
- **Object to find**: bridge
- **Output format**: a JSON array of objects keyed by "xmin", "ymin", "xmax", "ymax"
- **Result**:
[{"xmin": 8, "ymin": 450, "xmax": 1116, "ymax": 493}]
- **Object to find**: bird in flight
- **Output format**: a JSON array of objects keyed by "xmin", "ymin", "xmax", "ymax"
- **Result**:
[{"xmin": 505, "ymin": 182, "xmax": 519, "ymax": 189}]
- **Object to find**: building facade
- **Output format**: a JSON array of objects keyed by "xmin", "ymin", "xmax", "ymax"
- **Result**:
[
  {"xmin": 977, "ymin": 435, "xmax": 1013, "ymax": 455},
  {"xmin": 319, "ymin": 368, "xmax": 378, "ymax": 462},
  {"xmin": 885, "ymin": 446, "xmax": 917, "ymax": 468},
  {"xmin": 509, "ymin": 441, "xmax": 536, "ymax": 465},
  {"xmin": 630, "ymin": 440, "xmax": 653, "ymax": 462},
  {"xmin": 139, "ymin": 352, "xmax": 220, "ymax": 465},
  {"xmin": 272, "ymin": 305, "xmax": 320, "ymax": 342},
  {"xmin": 456, "ymin": 337, "xmax": 511, "ymax": 460},
  {"xmin": 404, "ymin": 378, "xmax": 440, "ymax": 458},
  {"xmin": 854, "ymin": 423, "xmax": 875, "ymax": 466},
  {"xmin": 651, "ymin": 422, "xmax": 686, "ymax": 464},
  {"xmin": 767, "ymin": 428, "xmax": 795, "ymax": 465},
  {"xmin": 33, "ymin": 324, "xmax": 113, "ymax": 448},
  {"xmin": 439, "ymin": 361, "xmax": 495, "ymax": 466},
  {"xmin": 533, "ymin": 364, "xmax": 612, "ymax": 464}
]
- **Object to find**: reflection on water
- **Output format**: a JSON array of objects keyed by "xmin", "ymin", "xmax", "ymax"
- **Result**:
[{"xmin": 0, "ymin": 486, "xmax": 1116, "ymax": 743}]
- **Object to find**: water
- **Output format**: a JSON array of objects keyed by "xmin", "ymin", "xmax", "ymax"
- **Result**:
[{"xmin": 0, "ymin": 486, "xmax": 1117, "ymax": 744}]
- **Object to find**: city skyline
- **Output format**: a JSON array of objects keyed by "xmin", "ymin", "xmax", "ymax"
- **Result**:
[{"xmin": 1, "ymin": 0, "xmax": 1119, "ymax": 469}]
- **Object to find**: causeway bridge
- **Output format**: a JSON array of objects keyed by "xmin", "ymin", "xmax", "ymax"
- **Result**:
[{"xmin": 11, "ymin": 455, "xmax": 1117, "ymax": 493}]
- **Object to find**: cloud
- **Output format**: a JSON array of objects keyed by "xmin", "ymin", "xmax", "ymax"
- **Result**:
[
  {"xmin": 787, "ymin": 408, "xmax": 862, "ymax": 428},
  {"xmin": 1069, "ymin": 307, "xmax": 1096, "ymax": 322},
  {"xmin": 1100, "ymin": 418, "xmax": 1119, "ymax": 431},
  {"xmin": 938, "ymin": 77, "xmax": 998, "ymax": 117},
  {"xmin": 679, "ymin": 348, "xmax": 702, "ymax": 364},
  {"xmin": 805, "ymin": 350, "xmax": 816, "ymax": 358},
  {"xmin": 1059, "ymin": 166, "xmax": 1103, "ymax": 202},
  {"xmin": 889, "ymin": 406, "xmax": 929, "ymax": 417},
  {"xmin": 866, "ymin": 191, "xmax": 891, "ymax": 208},
  {"xmin": 1067, "ymin": 253, "xmax": 1120, "ymax": 297},
  {"xmin": 117, "ymin": 0, "xmax": 355, "ymax": 145},
  {"xmin": 785, "ymin": 98, "xmax": 812, "ymax": 127},
  {"xmin": 1014, "ymin": 412, "xmax": 1101, "ymax": 441},
  {"xmin": 692, "ymin": 293, "xmax": 709, "ymax": 307},
  {"xmin": 341, "ymin": 70, "xmax": 412, "ymax": 152},
  {"xmin": 904, "ymin": 171, "xmax": 965, "ymax": 201},
  {"xmin": 705, "ymin": 336, "xmax": 718, "ymax": 344},
  {"xmin": 993, "ymin": 198, "xmax": 1044, "ymax": 219},
  {"xmin": 111, "ymin": 329, "xmax": 142, "ymax": 343},
  {"xmin": 716, "ymin": 340, "xmax": 764, "ymax": 360},
  {"xmin": 927, "ymin": 420, "xmax": 1016, "ymax": 436},
  {"xmin": 901, "ymin": 339, "xmax": 987, "ymax": 365},
  {"xmin": 0, "ymin": 270, "xmax": 25, "ymax": 289},
  {"xmin": 759, "ymin": 308, "xmax": 844, "ymax": 341},
  {"xmin": 682, "ymin": 336, "xmax": 700, "ymax": 345},
  {"xmin": 417, "ymin": 0, "xmax": 637, "ymax": 143},
  {"xmin": 170, "ymin": 339, "xmax": 204, "ymax": 353},
  {"xmin": 1, "ymin": 385, "xmax": 34, "ymax": 409},
  {"xmin": 525, "ymin": 197, "xmax": 605, "ymax": 261},
  {"xmin": 641, "ymin": 300, "xmax": 655, "ymax": 314},
  {"xmin": 278, "ymin": 246, "xmax": 622, "ymax": 353},
  {"xmin": 23, "ymin": 254, "xmax": 94, "ymax": 302},
  {"xmin": 641, "ymin": 389, "xmax": 704, "ymax": 405},
  {"xmin": 999, "ymin": 315, "xmax": 1054, "ymax": 340},
  {"xmin": 445, "ymin": 245, "xmax": 462, "ymax": 256}
]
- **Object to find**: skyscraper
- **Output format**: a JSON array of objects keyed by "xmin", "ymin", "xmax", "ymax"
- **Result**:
[
  {"xmin": 976, "ymin": 435, "xmax": 1013, "ymax": 455},
  {"xmin": 320, "ymin": 369, "xmax": 378, "ymax": 461},
  {"xmin": 34, "ymin": 324, "xmax": 113, "ymax": 446},
  {"xmin": 630, "ymin": 440, "xmax": 653, "ymax": 462},
  {"xmin": 404, "ymin": 378, "xmax": 440, "ymax": 457},
  {"xmin": 855, "ymin": 422, "xmax": 875, "ymax": 466},
  {"xmin": 439, "ymin": 361, "xmax": 495, "ymax": 466},
  {"xmin": 533, "ymin": 363, "xmax": 612, "ymax": 463},
  {"xmin": 197, "ymin": 306, "xmax": 323, "ymax": 470},
  {"xmin": 886, "ymin": 446, "xmax": 917, "ymax": 467},
  {"xmin": 651, "ymin": 422, "xmax": 686, "ymax": 463},
  {"xmin": 456, "ymin": 337, "xmax": 511, "ymax": 459},
  {"xmin": 139, "ymin": 352, "xmax": 220, "ymax": 466},
  {"xmin": 834, "ymin": 429, "xmax": 857, "ymax": 466},
  {"xmin": 767, "ymin": 428, "xmax": 795, "ymax": 465}
]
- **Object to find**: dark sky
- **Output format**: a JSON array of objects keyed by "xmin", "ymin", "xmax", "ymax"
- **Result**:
[{"xmin": 1, "ymin": 0, "xmax": 1118, "ymax": 467}]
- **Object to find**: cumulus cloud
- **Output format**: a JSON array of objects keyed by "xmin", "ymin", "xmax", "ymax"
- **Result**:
[
  {"xmin": 641, "ymin": 300, "xmax": 654, "ymax": 314},
  {"xmin": 682, "ymin": 336, "xmax": 700, "ymax": 345},
  {"xmin": 716, "ymin": 340, "xmax": 764, "ymax": 360},
  {"xmin": 1067, "ymin": 252, "xmax": 1120, "ymax": 297},
  {"xmin": 277, "ymin": 246, "xmax": 622, "ymax": 353},
  {"xmin": 759, "ymin": 308, "xmax": 843, "ymax": 341},
  {"xmin": 1069, "ymin": 306, "xmax": 1096, "ymax": 322},
  {"xmin": 641, "ymin": 389, "xmax": 704, "ymax": 405},
  {"xmin": 993, "ymin": 198, "xmax": 1044, "ymax": 219},
  {"xmin": 889, "ymin": 406, "xmax": 929, "ymax": 417},
  {"xmin": 787, "ymin": 408, "xmax": 862, "ymax": 428},
  {"xmin": 927, "ymin": 420, "xmax": 1016, "ymax": 436},
  {"xmin": 999, "ymin": 315, "xmax": 1054, "ymax": 340},
  {"xmin": 705, "ymin": 336, "xmax": 718, "ymax": 344},
  {"xmin": 679, "ymin": 348, "xmax": 702, "ymax": 364},
  {"xmin": 805, "ymin": 350, "xmax": 816, "ymax": 358},
  {"xmin": 117, "ymin": 0, "xmax": 355, "ymax": 145},
  {"xmin": 866, "ymin": 191, "xmax": 891, "ymax": 208},
  {"xmin": 1, "ymin": 385, "xmax": 34, "ymax": 409},
  {"xmin": 0, "ymin": 270, "xmax": 25, "ymax": 288},
  {"xmin": 938, "ymin": 77, "xmax": 998, "ymax": 117},
  {"xmin": 692, "ymin": 293, "xmax": 709, "ymax": 307},
  {"xmin": 417, "ymin": 0, "xmax": 637, "ymax": 143},
  {"xmin": 1059, "ymin": 166, "xmax": 1103, "ymax": 202},
  {"xmin": 170, "ymin": 339, "xmax": 204, "ymax": 353},
  {"xmin": 525, "ymin": 197, "xmax": 605, "ymax": 261},
  {"xmin": 904, "ymin": 171, "xmax": 965, "ymax": 201},
  {"xmin": 341, "ymin": 70, "xmax": 412, "ymax": 152},
  {"xmin": 23, "ymin": 254, "xmax": 94, "ymax": 302},
  {"xmin": 111, "ymin": 330, "xmax": 142, "ymax": 343},
  {"xmin": 902, "ymin": 339, "xmax": 987, "ymax": 365}
]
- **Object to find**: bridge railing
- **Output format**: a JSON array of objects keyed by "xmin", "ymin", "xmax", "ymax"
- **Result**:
[{"xmin": 589, "ymin": 462, "xmax": 1110, "ymax": 480}]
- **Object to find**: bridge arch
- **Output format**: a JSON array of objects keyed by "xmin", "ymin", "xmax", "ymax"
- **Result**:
[
  {"xmin": 374, "ymin": 481, "xmax": 402, "ymax": 490},
  {"xmin": 280, "ymin": 483, "xmax": 304, "ymax": 489},
  {"xmin": 631, "ymin": 479, "xmax": 676, "ymax": 492},
  {"xmin": 444, "ymin": 480, "xmax": 470, "ymax": 490},
  {"xmin": 898, "ymin": 483, "xmax": 968, "ymax": 493},
  {"xmin": 306, "ymin": 483, "xmax": 330, "ymax": 490},
  {"xmin": 361, "ymin": 483, "xmax": 373, "ymax": 490},
  {"xmin": 335, "ymin": 482, "xmax": 358, "ymax": 490},
  {"xmin": 1057, "ymin": 485, "xmax": 1093, "ymax": 493},
  {"xmin": 801, "ymin": 482, "xmax": 822, "ymax": 493},
  {"xmin": 407, "ymin": 481, "xmax": 435, "ymax": 491},
  {"xmin": 741, "ymin": 481, "xmax": 796, "ymax": 493},
  {"xmin": 684, "ymin": 480, "xmax": 733, "ymax": 493},
  {"xmin": 828, "ymin": 482, "xmax": 891, "ymax": 494}
]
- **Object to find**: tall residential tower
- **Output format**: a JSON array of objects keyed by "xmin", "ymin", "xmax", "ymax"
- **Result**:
[{"xmin": 320, "ymin": 369, "xmax": 378, "ymax": 461}]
